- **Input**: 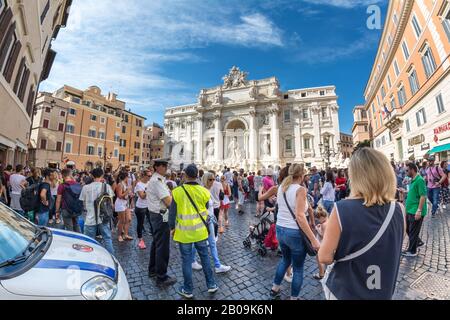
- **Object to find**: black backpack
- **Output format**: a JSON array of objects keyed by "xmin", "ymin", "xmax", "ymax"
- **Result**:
[
  {"xmin": 20, "ymin": 183, "xmax": 41, "ymax": 212},
  {"xmin": 62, "ymin": 182, "xmax": 84, "ymax": 218},
  {"xmin": 94, "ymin": 183, "xmax": 114, "ymax": 224}
]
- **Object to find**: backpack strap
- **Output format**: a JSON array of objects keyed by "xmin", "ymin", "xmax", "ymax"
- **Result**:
[{"xmin": 336, "ymin": 202, "xmax": 396, "ymax": 263}]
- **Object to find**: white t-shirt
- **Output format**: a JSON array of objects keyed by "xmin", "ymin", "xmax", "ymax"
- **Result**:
[
  {"xmin": 79, "ymin": 182, "xmax": 114, "ymax": 226},
  {"xmin": 210, "ymin": 181, "xmax": 223, "ymax": 209},
  {"xmin": 135, "ymin": 181, "xmax": 149, "ymax": 209},
  {"xmin": 10, "ymin": 174, "xmax": 26, "ymax": 195}
]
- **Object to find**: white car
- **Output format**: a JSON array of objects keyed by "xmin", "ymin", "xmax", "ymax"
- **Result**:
[{"xmin": 0, "ymin": 202, "xmax": 131, "ymax": 300}]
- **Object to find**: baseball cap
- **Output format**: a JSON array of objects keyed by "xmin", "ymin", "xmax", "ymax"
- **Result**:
[
  {"xmin": 429, "ymin": 156, "xmax": 435, "ymax": 161},
  {"xmin": 184, "ymin": 163, "xmax": 198, "ymax": 179}
]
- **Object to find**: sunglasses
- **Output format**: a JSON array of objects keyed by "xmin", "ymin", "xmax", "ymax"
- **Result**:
[{"xmin": 208, "ymin": 179, "xmax": 215, "ymax": 181}]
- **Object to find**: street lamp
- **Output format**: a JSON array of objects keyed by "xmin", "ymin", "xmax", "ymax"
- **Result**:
[{"xmin": 319, "ymin": 138, "xmax": 339, "ymax": 169}]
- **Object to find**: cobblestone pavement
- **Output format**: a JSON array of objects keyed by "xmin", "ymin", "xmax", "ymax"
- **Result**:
[{"xmin": 111, "ymin": 201, "xmax": 450, "ymax": 300}]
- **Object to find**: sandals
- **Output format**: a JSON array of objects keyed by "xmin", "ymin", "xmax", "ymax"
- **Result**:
[
  {"xmin": 313, "ymin": 273, "xmax": 324, "ymax": 280},
  {"xmin": 219, "ymin": 227, "xmax": 225, "ymax": 234},
  {"xmin": 118, "ymin": 236, "xmax": 124, "ymax": 242},
  {"xmin": 124, "ymin": 235, "xmax": 134, "ymax": 241}
]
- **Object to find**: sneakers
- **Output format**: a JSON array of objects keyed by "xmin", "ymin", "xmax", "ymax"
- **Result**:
[
  {"xmin": 156, "ymin": 275, "xmax": 177, "ymax": 286},
  {"xmin": 215, "ymin": 265, "xmax": 231, "ymax": 274},
  {"xmin": 177, "ymin": 287, "xmax": 194, "ymax": 299},
  {"xmin": 148, "ymin": 272, "xmax": 157, "ymax": 278},
  {"xmin": 192, "ymin": 261, "xmax": 203, "ymax": 271},
  {"xmin": 417, "ymin": 240, "xmax": 425, "ymax": 248},
  {"xmin": 138, "ymin": 239, "xmax": 146, "ymax": 250},
  {"xmin": 270, "ymin": 289, "xmax": 281, "ymax": 300},
  {"xmin": 402, "ymin": 251, "xmax": 418, "ymax": 257},
  {"xmin": 208, "ymin": 285, "xmax": 219, "ymax": 294}
]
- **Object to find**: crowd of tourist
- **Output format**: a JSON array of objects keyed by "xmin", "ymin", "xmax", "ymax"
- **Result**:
[{"xmin": 0, "ymin": 147, "xmax": 448, "ymax": 300}]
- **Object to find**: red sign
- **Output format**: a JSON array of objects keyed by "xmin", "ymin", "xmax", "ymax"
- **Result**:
[
  {"xmin": 434, "ymin": 135, "xmax": 439, "ymax": 143},
  {"xmin": 434, "ymin": 122, "xmax": 450, "ymax": 135}
]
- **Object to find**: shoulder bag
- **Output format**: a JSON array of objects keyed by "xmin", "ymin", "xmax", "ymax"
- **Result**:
[{"xmin": 282, "ymin": 191, "xmax": 317, "ymax": 256}]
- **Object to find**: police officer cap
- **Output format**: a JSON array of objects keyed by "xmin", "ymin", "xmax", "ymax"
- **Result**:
[
  {"xmin": 184, "ymin": 163, "xmax": 198, "ymax": 179},
  {"xmin": 153, "ymin": 158, "xmax": 170, "ymax": 166}
]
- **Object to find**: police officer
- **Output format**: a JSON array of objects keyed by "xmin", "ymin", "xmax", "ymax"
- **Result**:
[
  {"xmin": 147, "ymin": 158, "xmax": 176, "ymax": 286},
  {"xmin": 169, "ymin": 163, "xmax": 218, "ymax": 299}
]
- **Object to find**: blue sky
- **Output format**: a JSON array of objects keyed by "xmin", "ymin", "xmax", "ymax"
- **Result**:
[{"xmin": 41, "ymin": 0, "xmax": 388, "ymax": 133}]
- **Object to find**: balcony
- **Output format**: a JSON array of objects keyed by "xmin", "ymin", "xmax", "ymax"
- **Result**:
[{"xmin": 383, "ymin": 108, "xmax": 403, "ymax": 134}]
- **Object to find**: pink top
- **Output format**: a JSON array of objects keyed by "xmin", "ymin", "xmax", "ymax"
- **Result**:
[
  {"xmin": 426, "ymin": 166, "xmax": 445, "ymax": 189},
  {"xmin": 262, "ymin": 176, "xmax": 274, "ymax": 191}
]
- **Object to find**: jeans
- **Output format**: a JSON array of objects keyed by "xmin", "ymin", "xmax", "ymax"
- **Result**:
[
  {"xmin": 274, "ymin": 225, "xmax": 307, "ymax": 298},
  {"xmin": 61, "ymin": 209, "xmax": 81, "ymax": 233},
  {"xmin": 427, "ymin": 187, "xmax": 440, "ymax": 215},
  {"xmin": 84, "ymin": 223, "xmax": 114, "ymax": 255},
  {"xmin": 49, "ymin": 195, "xmax": 57, "ymax": 220},
  {"xmin": 36, "ymin": 211, "xmax": 49, "ymax": 226},
  {"xmin": 148, "ymin": 212, "xmax": 170, "ymax": 280},
  {"xmin": 322, "ymin": 200, "xmax": 334, "ymax": 214},
  {"xmin": 192, "ymin": 219, "xmax": 221, "ymax": 268},
  {"xmin": 179, "ymin": 240, "xmax": 216, "ymax": 294}
]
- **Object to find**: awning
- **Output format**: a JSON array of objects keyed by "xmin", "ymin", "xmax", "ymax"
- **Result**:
[{"xmin": 427, "ymin": 143, "xmax": 450, "ymax": 154}]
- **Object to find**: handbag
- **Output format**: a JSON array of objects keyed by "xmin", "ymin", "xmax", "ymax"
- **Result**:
[
  {"xmin": 282, "ymin": 192, "xmax": 317, "ymax": 256},
  {"xmin": 181, "ymin": 185, "xmax": 211, "ymax": 236}
]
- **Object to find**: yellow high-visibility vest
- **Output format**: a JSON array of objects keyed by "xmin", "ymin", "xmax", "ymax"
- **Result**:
[{"xmin": 172, "ymin": 183, "xmax": 210, "ymax": 244}]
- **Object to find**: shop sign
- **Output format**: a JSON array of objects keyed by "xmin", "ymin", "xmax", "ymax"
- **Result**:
[
  {"xmin": 434, "ymin": 122, "xmax": 450, "ymax": 135},
  {"xmin": 408, "ymin": 134, "xmax": 425, "ymax": 146},
  {"xmin": 421, "ymin": 143, "xmax": 430, "ymax": 150}
]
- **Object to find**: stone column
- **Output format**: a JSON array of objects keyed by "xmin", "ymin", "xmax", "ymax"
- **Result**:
[
  {"xmin": 270, "ymin": 103, "xmax": 280, "ymax": 161},
  {"xmin": 293, "ymin": 107, "xmax": 303, "ymax": 161},
  {"xmin": 214, "ymin": 113, "xmax": 223, "ymax": 161},
  {"xmin": 330, "ymin": 104, "xmax": 340, "ymax": 151},
  {"xmin": 249, "ymin": 106, "xmax": 257, "ymax": 161},
  {"xmin": 196, "ymin": 114, "xmax": 203, "ymax": 163},
  {"xmin": 186, "ymin": 118, "xmax": 193, "ymax": 161},
  {"xmin": 311, "ymin": 103, "xmax": 321, "ymax": 160},
  {"xmin": 174, "ymin": 119, "xmax": 180, "ymax": 142}
]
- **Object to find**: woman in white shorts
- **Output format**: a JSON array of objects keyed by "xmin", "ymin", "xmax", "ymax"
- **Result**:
[{"xmin": 115, "ymin": 172, "xmax": 133, "ymax": 242}]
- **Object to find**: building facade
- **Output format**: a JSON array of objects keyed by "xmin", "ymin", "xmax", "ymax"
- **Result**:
[
  {"xmin": 340, "ymin": 132, "xmax": 354, "ymax": 159},
  {"xmin": 0, "ymin": 0, "xmax": 71, "ymax": 166},
  {"xmin": 364, "ymin": 0, "xmax": 450, "ymax": 162},
  {"xmin": 142, "ymin": 127, "xmax": 152, "ymax": 167},
  {"xmin": 164, "ymin": 66, "xmax": 341, "ymax": 171},
  {"xmin": 352, "ymin": 105, "xmax": 370, "ymax": 147},
  {"xmin": 119, "ymin": 110, "xmax": 145, "ymax": 170},
  {"xmin": 142, "ymin": 123, "xmax": 164, "ymax": 167}
]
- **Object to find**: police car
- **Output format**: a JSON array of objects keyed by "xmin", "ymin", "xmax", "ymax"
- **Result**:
[{"xmin": 0, "ymin": 202, "xmax": 131, "ymax": 300}]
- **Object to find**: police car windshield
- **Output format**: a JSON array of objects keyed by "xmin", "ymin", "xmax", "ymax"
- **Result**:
[{"xmin": 0, "ymin": 203, "xmax": 38, "ymax": 265}]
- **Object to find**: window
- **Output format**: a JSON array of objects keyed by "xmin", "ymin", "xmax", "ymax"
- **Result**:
[
  {"xmin": 66, "ymin": 124, "xmax": 75, "ymax": 134},
  {"xmin": 301, "ymin": 92, "xmax": 307, "ymax": 98},
  {"xmin": 376, "ymin": 95, "xmax": 381, "ymax": 106},
  {"xmin": 43, "ymin": 119, "xmax": 49, "ymax": 128},
  {"xmin": 0, "ymin": 31, "xmax": 17, "ymax": 76},
  {"xmin": 87, "ymin": 145, "xmax": 95, "ymax": 155},
  {"xmin": 134, "ymin": 156, "xmax": 140, "ymax": 163},
  {"xmin": 381, "ymin": 86, "xmax": 386, "ymax": 99},
  {"xmin": 40, "ymin": 0, "xmax": 50, "ymax": 24},
  {"xmin": 88, "ymin": 129, "xmax": 96, "ymax": 138},
  {"xmin": 393, "ymin": 12, "xmax": 398, "ymax": 26},
  {"xmin": 90, "ymin": 114, "xmax": 97, "ymax": 121},
  {"xmin": 371, "ymin": 103, "xmax": 375, "ymax": 115},
  {"xmin": 321, "ymin": 107, "xmax": 328, "ymax": 118},
  {"xmin": 408, "ymin": 68, "xmax": 420, "ymax": 95},
  {"xmin": 387, "ymin": 34, "xmax": 392, "ymax": 46},
  {"xmin": 134, "ymin": 142, "xmax": 141, "ymax": 149},
  {"xmin": 120, "ymin": 139, "xmax": 126, "ymax": 147},
  {"xmin": 40, "ymin": 139, "xmax": 47, "ymax": 149},
  {"xmin": 412, "ymin": 15, "xmax": 422, "ymax": 38},
  {"xmin": 58, "ymin": 123, "xmax": 64, "ymax": 132},
  {"xmin": 443, "ymin": 7, "xmax": 450, "ymax": 41},
  {"xmin": 416, "ymin": 108, "xmax": 427, "ymax": 127},
  {"xmin": 393, "ymin": 60, "xmax": 400, "ymax": 77},
  {"xmin": 98, "ymin": 147, "xmax": 103, "ymax": 157},
  {"xmin": 390, "ymin": 96, "xmax": 396, "ymax": 111},
  {"xmin": 45, "ymin": 107, "xmax": 51, "ymax": 113},
  {"xmin": 436, "ymin": 93, "xmax": 445, "ymax": 114},
  {"xmin": 69, "ymin": 108, "xmax": 76, "ymax": 115},
  {"xmin": 303, "ymin": 137, "xmax": 311, "ymax": 150},
  {"xmin": 122, "ymin": 126, "xmax": 126, "ymax": 134},
  {"xmin": 72, "ymin": 97, "xmax": 81, "ymax": 104},
  {"xmin": 421, "ymin": 45, "xmax": 437, "ymax": 78},
  {"xmin": 285, "ymin": 138, "xmax": 293, "ymax": 152},
  {"xmin": 114, "ymin": 133, "xmax": 120, "ymax": 142},
  {"xmin": 119, "ymin": 154, "xmax": 125, "ymax": 162},
  {"xmin": 116, "ymin": 121, "xmax": 120, "ymax": 128},
  {"xmin": 60, "ymin": 110, "xmax": 66, "ymax": 117},
  {"xmin": 302, "ymin": 109, "xmax": 308, "ymax": 119},
  {"xmin": 320, "ymin": 90, "xmax": 325, "ymax": 96},
  {"xmin": 114, "ymin": 149, "xmax": 119, "ymax": 158},
  {"xmin": 387, "ymin": 75, "xmax": 392, "ymax": 89},
  {"xmin": 100, "ymin": 117, "xmax": 106, "ymax": 124},
  {"xmin": 56, "ymin": 141, "xmax": 62, "ymax": 152},
  {"xmin": 284, "ymin": 110, "xmax": 291, "ymax": 123},
  {"xmin": 405, "ymin": 119, "xmax": 410, "ymax": 132},
  {"xmin": 381, "ymin": 135, "xmax": 386, "ymax": 145},
  {"xmin": 98, "ymin": 131, "xmax": 105, "ymax": 140},
  {"xmin": 364, "ymin": 125, "xmax": 368, "ymax": 132},
  {"xmin": 136, "ymin": 130, "xmax": 140, "ymax": 137},
  {"xmin": 0, "ymin": 0, "xmax": 5, "ymax": 14},
  {"xmin": 402, "ymin": 41, "xmax": 410, "ymax": 60},
  {"xmin": 398, "ymin": 85, "xmax": 407, "ymax": 106},
  {"xmin": 65, "ymin": 142, "xmax": 72, "ymax": 153}
]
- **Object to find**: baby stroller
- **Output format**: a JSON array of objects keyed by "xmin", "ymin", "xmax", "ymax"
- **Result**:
[{"xmin": 243, "ymin": 211, "xmax": 274, "ymax": 256}]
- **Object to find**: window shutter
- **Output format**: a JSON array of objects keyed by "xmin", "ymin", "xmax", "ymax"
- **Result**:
[
  {"xmin": 18, "ymin": 68, "xmax": 30, "ymax": 101},
  {"xmin": 0, "ymin": 22, "xmax": 15, "ymax": 69},
  {"xmin": 26, "ymin": 86, "xmax": 35, "ymax": 117},
  {"xmin": 0, "ymin": 8, "xmax": 13, "ymax": 45},
  {"xmin": 3, "ymin": 40, "xmax": 22, "ymax": 83},
  {"xmin": 13, "ymin": 57, "xmax": 25, "ymax": 93}
]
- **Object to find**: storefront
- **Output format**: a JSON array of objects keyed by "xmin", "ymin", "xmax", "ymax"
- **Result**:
[{"xmin": 426, "ymin": 121, "xmax": 450, "ymax": 162}]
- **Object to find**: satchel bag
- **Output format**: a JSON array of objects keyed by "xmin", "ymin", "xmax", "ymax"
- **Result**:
[{"xmin": 282, "ymin": 192, "xmax": 317, "ymax": 256}]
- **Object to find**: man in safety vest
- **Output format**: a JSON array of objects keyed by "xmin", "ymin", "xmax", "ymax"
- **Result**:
[{"xmin": 169, "ymin": 163, "xmax": 218, "ymax": 299}]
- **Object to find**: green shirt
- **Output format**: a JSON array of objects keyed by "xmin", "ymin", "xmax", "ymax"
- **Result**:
[{"xmin": 405, "ymin": 174, "xmax": 427, "ymax": 216}]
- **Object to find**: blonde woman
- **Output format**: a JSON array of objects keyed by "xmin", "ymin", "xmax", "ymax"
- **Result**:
[
  {"xmin": 319, "ymin": 148, "xmax": 405, "ymax": 300},
  {"xmin": 270, "ymin": 163, "xmax": 320, "ymax": 300}
]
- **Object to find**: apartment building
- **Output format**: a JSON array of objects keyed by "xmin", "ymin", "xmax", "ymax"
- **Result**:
[
  {"xmin": 352, "ymin": 105, "xmax": 370, "ymax": 147},
  {"xmin": 119, "ymin": 110, "xmax": 145, "ymax": 170},
  {"xmin": 364, "ymin": 0, "xmax": 450, "ymax": 162},
  {"xmin": 339, "ymin": 132, "xmax": 354, "ymax": 159},
  {"xmin": 0, "ymin": 0, "xmax": 71, "ymax": 166}
]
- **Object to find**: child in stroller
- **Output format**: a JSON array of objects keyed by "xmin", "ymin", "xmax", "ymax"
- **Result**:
[{"xmin": 243, "ymin": 209, "xmax": 276, "ymax": 256}]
